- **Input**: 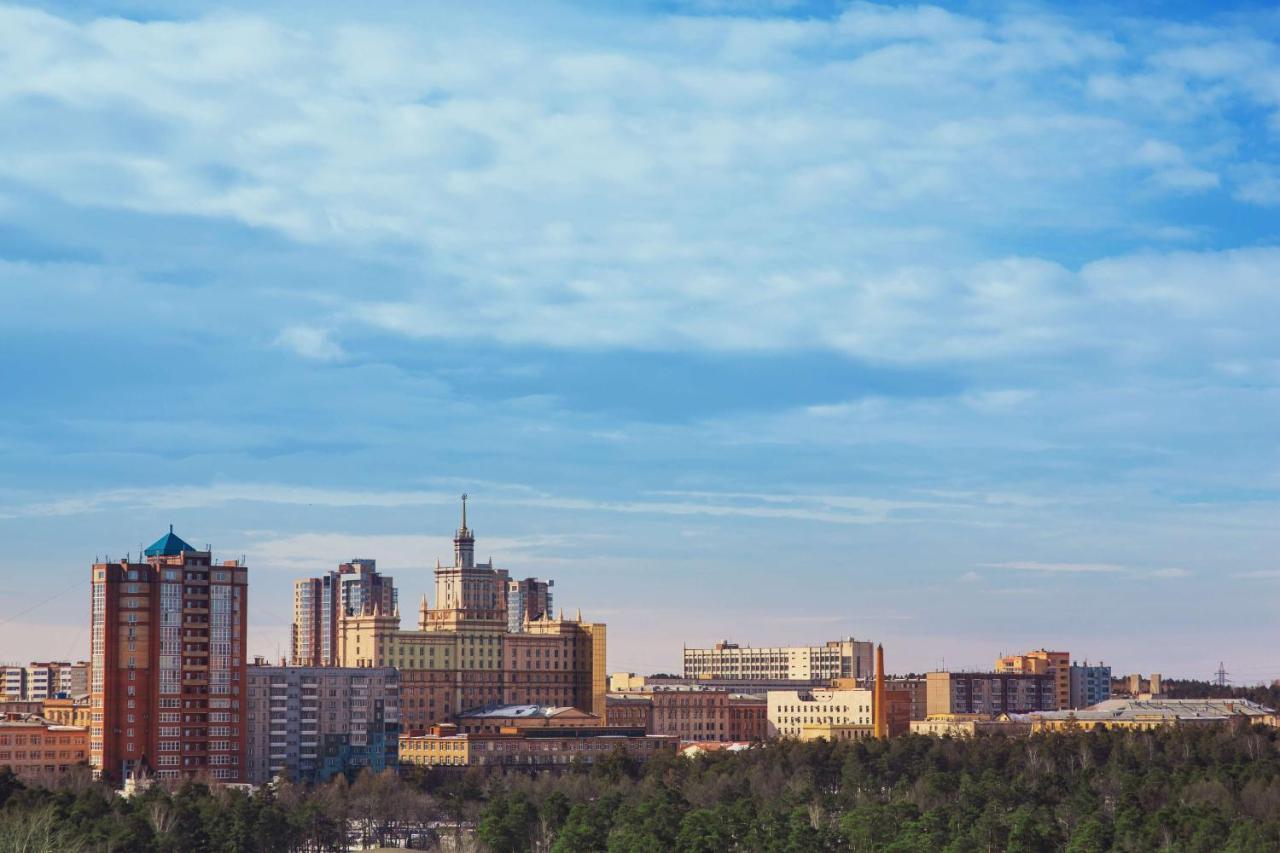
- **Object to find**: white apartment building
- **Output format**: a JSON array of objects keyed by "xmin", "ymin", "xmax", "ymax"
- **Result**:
[
  {"xmin": 684, "ymin": 638, "xmax": 874, "ymax": 683},
  {"xmin": 766, "ymin": 688, "xmax": 874, "ymax": 738}
]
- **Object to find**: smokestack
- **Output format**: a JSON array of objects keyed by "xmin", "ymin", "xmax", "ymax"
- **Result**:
[{"xmin": 874, "ymin": 643, "xmax": 888, "ymax": 738}]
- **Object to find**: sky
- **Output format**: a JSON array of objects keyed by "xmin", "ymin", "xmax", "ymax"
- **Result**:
[{"xmin": 0, "ymin": 0, "xmax": 1278, "ymax": 682}]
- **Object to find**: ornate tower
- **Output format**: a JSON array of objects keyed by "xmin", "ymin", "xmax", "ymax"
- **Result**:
[
  {"xmin": 430, "ymin": 495, "xmax": 509, "ymax": 629},
  {"xmin": 454, "ymin": 493, "xmax": 475, "ymax": 569}
]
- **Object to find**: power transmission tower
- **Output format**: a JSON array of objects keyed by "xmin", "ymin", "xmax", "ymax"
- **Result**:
[{"xmin": 1214, "ymin": 662, "xmax": 1229, "ymax": 688}]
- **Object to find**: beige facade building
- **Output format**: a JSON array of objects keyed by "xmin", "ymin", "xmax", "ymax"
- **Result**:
[
  {"xmin": 292, "ymin": 560, "xmax": 397, "ymax": 667},
  {"xmin": 335, "ymin": 500, "xmax": 606, "ymax": 733},
  {"xmin": 685, "ymin": 638, "xmax": 874, "ymax": 684},
  {"xmin": 766, "ymin": 688, "xmax": 873, "ymax": 738},
  {"xmin": 910, "ymin": 714, "xmax": 1032, "ymax": 738},
  {"xmin": 399, "ymin": 717, "xmax": 676, "ymax": 768}
]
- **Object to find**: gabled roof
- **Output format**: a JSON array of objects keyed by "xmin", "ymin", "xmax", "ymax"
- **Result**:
[{"xmin": 144, "ymin": 525, "xmax": 196, "ymax": 557}]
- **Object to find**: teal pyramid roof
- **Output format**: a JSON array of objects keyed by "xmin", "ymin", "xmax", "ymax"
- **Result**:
[{"xmin": 144, "ymin": 525, "xmax": 196, "ymax": 557}]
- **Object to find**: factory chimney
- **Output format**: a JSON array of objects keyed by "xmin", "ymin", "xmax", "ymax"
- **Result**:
[{"xmin": 873, "ymin": 643, "xmax": 888, "ymax": 738}]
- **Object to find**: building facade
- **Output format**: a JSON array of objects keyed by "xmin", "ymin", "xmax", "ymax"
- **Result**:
[
  {"xmin": 336, "ymin": 501, "xmax": 607, "ymax": 734},
  {"xmin": 506, "ymin": 578, "xmax": 553, "ymax": 633},
  {"xmin": 0, "ymin": 714, "xmax": 89, "ymax": 783},
  {"xmin": 0, "ymin": 663, "xmax": 87, "ymax": 702},
  {"xmin": 926, "ymin": 672, "xmax": 1055, "ymax": 716},
  {"xmin": 1029, "ymin": 698, "xmax": 1274, "ymax": 732},
  {"xmin": 41, "ymin": 697, "xmax": 92, "ymax": 728},
  {"xmin": 244, "ymin": 664, "xmax": 399, "ymax": 785},
  {"xmin": 292, "ymin": 560, "xmax": 397, "ymax": 667},
  {"xmin": 606, "ymin": 687, "xmax": 768, "ymax": 743},
  {"xmin": 684, "ymin": 638, "xmax": 874, "ymax": 684},
  {"xmin": 90, "ymin": 528, "xmax": 248, "ymax": 785},
  {"xmin": 996, "ymin": 650, "xmax": 1070, "ymax": 710},
  {"xmin": 910, "ymin": 715, "xmax": 1032, "ymax": 737},
  {"xmin": 400, "ymin": 721, "xmax": 676, "ymax": 769},
  {"xmin": 1068, "ymin": 663, "xmax": 1112, "ymax": 709},
  {"xmin": 767, "ymin": 688, "xmax": 874, "ymax": 738}
]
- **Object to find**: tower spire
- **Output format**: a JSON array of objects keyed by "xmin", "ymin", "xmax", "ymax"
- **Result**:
[{"xmin": 454, "ymin": 493, "xmax": 475, "ymax": 568}]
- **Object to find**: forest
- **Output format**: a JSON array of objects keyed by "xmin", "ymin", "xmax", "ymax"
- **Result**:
[{"xmin": 1, "ymin": 723, "xmax": 1279, "ymax": 852}]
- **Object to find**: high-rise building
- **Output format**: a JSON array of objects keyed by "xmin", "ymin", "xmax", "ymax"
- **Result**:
[
  {"xmin": 335, "ymin": 498, "xmax": 607, "ymax": 733},
  {"xmin": 926, "ymin": 671, "xmax": 1055, "ymax": 716},
  {"xmin": 2, "ymin": 667, "xmax": 26, "ymax": 702},
  {"xmin": 683, "ymin": 638, "xmax": 874, "ymax": 684},
  {"xmin": 89, "ymin": 528, "xmax": 248, "ymax": 785},
  {"xmin": 1068, "ymin": 662, "xmax": 1112, "ymax": 709},
  {"xmin": 996, "ymin": 650, "xmax": 1070, "ymax": 710},
  {"xmin": 292, "ymin": 559, "xmax": 397, "ymax": 667},
  {"xmin": 244, "ymin": 663, "xmax": 399, "ymax": 785},
  {"xmin": 0, "ymin": 662, "xmax": 90, "ymax": 702},
  {"xmin": 506, "ymin": 578, "xmax": 553, "ymax": 633}
]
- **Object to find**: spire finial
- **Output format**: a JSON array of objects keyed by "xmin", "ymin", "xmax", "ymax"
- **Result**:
[
  {"xmin": 169, "ymin": 524, "xmax": 174, "ymax": 533},
  {"xmin": 461, "ymin": 493, "xmax": 468, "ymax": 531}
]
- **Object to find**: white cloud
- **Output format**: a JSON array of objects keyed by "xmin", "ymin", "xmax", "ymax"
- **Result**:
[
  {"xmin": 989, "ymin": 561, "xmax": 1126, "ymax": 573},
  {"xmin": 0, "ymin": 3, "xmax": 1276, "ymax": 369},
  {"xmin": 273, "ymin": 325, "xmax": 345, "ymax": 361}
]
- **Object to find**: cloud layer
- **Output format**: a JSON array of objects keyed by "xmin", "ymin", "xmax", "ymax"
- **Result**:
[{"xmin": 0, "ymin": 1, "xmax": 1278, "ymax": 677}]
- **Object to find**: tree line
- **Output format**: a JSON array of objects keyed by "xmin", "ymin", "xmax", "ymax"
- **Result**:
[{"xmin": 2, "ymin": 724, "xmax": 1279, "ymax": 851}]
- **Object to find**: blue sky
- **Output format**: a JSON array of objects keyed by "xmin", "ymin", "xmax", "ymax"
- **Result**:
[{"xmin": 1, "ymin": 0, "xmax": 1278, "ymax": 681}]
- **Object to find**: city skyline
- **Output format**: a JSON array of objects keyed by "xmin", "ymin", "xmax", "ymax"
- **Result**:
[{"xmin": 2, "ymin": 0, "xmax": 1279, "ymax": 683}]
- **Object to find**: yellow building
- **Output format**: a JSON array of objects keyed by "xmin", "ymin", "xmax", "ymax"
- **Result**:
[
  {"xmin": 39, "ymin": 697, "xmax": 92, "ymax": 728},
  {"xmin": 336, "ymin": 501, "xmax": 606, "ymax": 732},
  {"xmin": 910, "ymin": 714, "xmax": 1031, "ymax": 737},
  {"xmin": 799, "ymin": 722, "xmax": 873, "ymax": 742},
  {"xmin": 996, "ymin": 650, "xmax": 1070, "ymax": 710},
  {"xmin": 400, "ymin": 721, "xmax": 676, "ymax": 768}
]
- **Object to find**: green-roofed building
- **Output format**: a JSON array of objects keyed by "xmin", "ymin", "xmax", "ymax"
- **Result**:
[{"xmin": 143, "ymin": 525, "xmax": 196, "ymax": 557}]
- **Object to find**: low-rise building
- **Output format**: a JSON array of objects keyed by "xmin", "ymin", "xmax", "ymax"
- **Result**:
[
  {"xmin": 910, "ymin": 714, "xmax": 1032, "ymax": 738},
  {"xmin": 40, "ymin": 696, "xmax": 91, "ymax": 728},
  {"xmin": 0, "ymin": 714, "xmax": 89, "ymax": 782},
  {"xmin": 1068, "ymin": 663, "xmax": 1112, "ymax": 709},
  {"xmin": 799, "ymin": 723, "xmax": 873, "ymax": 742},
  {"xmin": 767, "ymin": 688, "xmax": 873, "ymax": 739},
  {"xmin": 926, "ymin": 671, "xmax": 1055, "ymax": 716},
  {"xmin": 606, "ymin": 688, "xmax": 768, "ymax": 742},
  {"xmin": 400, "ymin": 722, "xmax": 676, "ymax": 768},
  {"xmin": 456, "ymin": 704, "xmax": 598, "ymax": 734},
  {"xmin": 245, "ymin": 664, "xmax": 400, "ymax": 785},
  {"xmin": 1028, "ymin": 698, "xmax": 1275, "ymax": 732},
  {"xmin": 728, "ymin": 695, "xmax": 768, "ymax": 741}
]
